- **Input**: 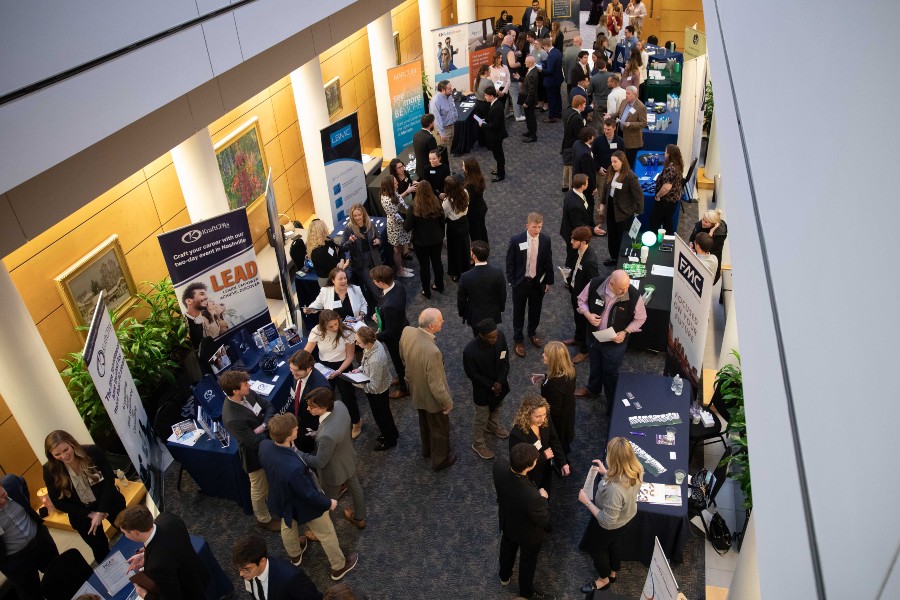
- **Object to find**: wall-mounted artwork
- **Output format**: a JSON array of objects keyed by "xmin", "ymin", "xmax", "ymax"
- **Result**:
[
  {"xmin": 55, "ymin": 235, "xmax": 137, "ymax": 329},
  {"xmin": 215, "ymin": 117, "xmax": 269, "ymax": 210},
  {"xmin": 394, "ymin": 31, "xmax": 402, "ymax": 64},
  {"xmin": 325, "ymin": 76, "xmax": 342, "ymax": 117}
]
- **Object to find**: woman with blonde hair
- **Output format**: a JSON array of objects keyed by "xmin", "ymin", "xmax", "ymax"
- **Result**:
[
  {"xmin": 508, "ymin": 394, "xmax": 570, "ymax": 495},
  {"xmin": 531, "ymin": 341, "xmax": 577, "ymax": 453},
  {"xmin": 43, "ymin": 430, "xmax": 126, "ymax": 562},
  {"xmin": 308, "ymin": 218, "xmax": 346, "ymax": 286},
  {"xmin": 689, "ymin": 208, "xmax": 728, "ymax": 283},
  {"xmin": 578, "ymin": 436, "xmax": 643, "ymax": 593},
  {"xmin": 343, "ymin": 203, "xmax": 382, "ymax": 307}
]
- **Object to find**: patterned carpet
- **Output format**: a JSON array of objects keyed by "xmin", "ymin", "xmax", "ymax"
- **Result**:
[{"xmin": 163, "ymin": 93, "xmax": 704, "ymax": 599}]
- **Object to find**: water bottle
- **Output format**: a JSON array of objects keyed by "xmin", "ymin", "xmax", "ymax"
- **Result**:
[{"xmin": 672, "ymin": 374, "xmax": 683, "ymax": 396}]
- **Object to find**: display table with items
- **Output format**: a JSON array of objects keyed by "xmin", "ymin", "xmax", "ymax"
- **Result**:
[
  {"xmin": 595, "ymin": 372, "xmax": 692, "ymax": 565},
  {"xmin": 617, "ymin": 234, "xmax": 673, "ymax": 353},
  {"xmin": 166, "ymin": 335, "xmax": 302, "ymax": 514},
  {"xmin": 79, "ymin": 532, "xmax": 233, "ymax": 600},
  {"xmin": 642, "ymin": 44, "xmax": 683, "ymax": 103},
  {"xmin": 452, "ymin": 94, "xmax": 479, "ymax": 155},
  {"xmin": 642, "ymin": 100, "xmax": 681, "ymax": 151},
  {"xmin": 633, "ymin": 150, "xmax": 682, "ymax": 234}
]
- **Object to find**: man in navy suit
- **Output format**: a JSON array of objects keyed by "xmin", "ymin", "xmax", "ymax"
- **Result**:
[
  {"xmin": 286, "ymin": 350, "xmax": 331, "ymax": 452},
  {"xmin": 505, "ymin": 213, "xmax": 554, "ymax": 358},
  {"xmin": 541, "ymin": 38, "xmax": 563, "ymax": 121},
  {"xmin": 370, "ymin": 265, "xmax": 410, "ymax": 399},
  {"xmin": 481, "ymin": 86, "xmax": 508, "ymax": 182},
  {"xmin": 572, "ymin": 127, "xmax": 598, "ymax": 218},
  {"xmin": 521, "ymin": 0, "xmax": 541, "ymax": 31},
  {"xmin": 0, "ymin": 474, "xmax": 59, "ymax": 600},
  {"xmin": 458, "ymin": 240, "xmax": 507, "ymax": 336},
  {"xmin": 232, "ymin": 534, "xmax": 321, "ymax": 600}
]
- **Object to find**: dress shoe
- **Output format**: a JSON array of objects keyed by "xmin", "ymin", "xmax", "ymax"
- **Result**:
[
  {"xmin": 433, "ymin": 453, "xmax": 457, "ymax": 472},
  {"xmin": 339, "ymin": 484, "xmax": 348, "ymax": 498},
  {"xmin": 573, "ymin": 352, "xmax": 589, "ymax": 364},
  {"xmin": 289, "ymin": 536, "xmax": 308, "ymax": 566},
  {"xmin": 514, "ymin": 342, "xmax": 526, "ymax": 357},
  {"xmin": 351, "ymin": 423, "xmax": 362, "ymax": 439},
  {"xmin": 529, "ymin": 335, "xmax": 543, "ymax": 348},
  {"xmin": 343, "ymin": 508, "xmax": 367, "ymax": 530},
  {"xmin": 574, "ymin": 387, "xmax": 597, "ymax": 398},
  {"xmin": 603, "ymin": 258, "xmax": 617, "ymax": 266},
  {"xmin": 330, "ymin": 552, "xmax": 359, "ymax": 581},
  {"xmin": 390, "ymin": 378, "xmax": 400, "ymax": 386},
  {"xmin": 374, "ymin": 440, "xmax": 397, "ymax": 451},
  {"xmin": 562, "ymin": 338, "xmax": 578, "ymax": 346},
  {"xmin": 542, "ymin": 117, "xmax": 559, "ymax": 123},
  {"xmin": 421, "ymin": 290, "xmax": 431, "ymax": 299},
  {"xmin": 472, "ymin": 444, "xmax": 495, "ymax": 460},
  {"xmin": 522, "ymin": 137, "xmax": 537, "ymax": 143},
  {"xmin": 486, "ymin": 426, "xmax": 510, "ymax": 439},
  {"xmin": 561, "ymin": 187, "xmax": 569, "ymax": 192},
  {"xmin": 490, "ymin": 169, "xmax": 498, "ymax": 175},
  {"xmin": 491, "ymin": 176, "xmax": 505, "ymax": 182},
  {"xmin": 581, "ymin": 579, "xmax": 611, "ymax": 593},
  {"xmin": 256, "ymin": 519, "xmax": 280, "ymax": 532},
  {"xmin": 389, "ymin": 389, "xmax": 409, "ymax": 399}
]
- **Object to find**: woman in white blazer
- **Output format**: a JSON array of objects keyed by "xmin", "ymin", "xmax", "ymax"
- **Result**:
[{"xmin": 305, "ymin": 267, "xmax": 368, "ymax": 321}]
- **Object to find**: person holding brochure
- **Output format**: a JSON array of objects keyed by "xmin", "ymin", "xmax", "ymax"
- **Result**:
[
  {"xmin": 306, "ymin": 267, "xmax": 367, "ymax": 323},
  {"xmin": 304, "ymin": 310, "xmax": 362, "ymax": 438},
  {"xmin": 42, "ymin": 430, "xmax": 126, "ymax": 562},
  {"xmin": 574, "ymin": 270, "xmax": 647, "ymax": 408},
  {"xmin": 351, "ymin": 326, "xmax": 399, "ymax": 451}
]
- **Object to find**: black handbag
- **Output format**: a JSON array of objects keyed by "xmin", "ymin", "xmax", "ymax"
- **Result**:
[
  {"xmin": 688, "ymin": 468, "xmax": 711, "ymax": 510},
  {"xmin": 703, "ymin": 511, "xmax": 732, "ymax": 555}
]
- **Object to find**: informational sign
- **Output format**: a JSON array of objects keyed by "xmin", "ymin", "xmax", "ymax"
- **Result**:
[
  {"xmin": 642, "ymin": 537, "xmax": 680, "ymax": 600},
  {"xmin": 467, "ymin": 18, "xmax": 495, "ymax": 92},
  {"xmin": 551, "ymin": 0, "xmax": 580, "ymax": 47},
  {"xmin": 157, "ymin": 208, "xmax": 270, "ymax": 346},
  {"xmin": 387, "ymin": 60, "xmax": 425, "ymax": 151},
  {"xmin": 665, "ymin": 234, "xmax": 712, "ymax": 394},
  {"xmin": 431, "ymin": 23, "xmax": 470, "ymax": 92},
  {"xmin": 684, "ymin": 26, "xmax": 707, "ymax": 61},
  {"xmin": 84, "ymin": 294, "xmax": 172, "ymax": 505},
  {"xmin": 263, "ymin": 168, "xmax": 296, "ymax": 324},
  {"xmin": 320, "ymin": 113, "xmax": 368, "ymax": 225}
]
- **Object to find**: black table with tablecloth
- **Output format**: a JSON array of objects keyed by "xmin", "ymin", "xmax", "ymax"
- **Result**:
[
  {"xmin": 451, "ymin": 94, "xmax": 479, "ymax": 156},
  {"xmin": 605, "ymin": 372, "xmax": 692, "ymax": 565},
  {"xmin": 83, "ymin": 532, "xmax": 233, "ymax": 600},
  {"xmin": 617, "ymin": 238, "xmax": 673, "ymax": 353}
]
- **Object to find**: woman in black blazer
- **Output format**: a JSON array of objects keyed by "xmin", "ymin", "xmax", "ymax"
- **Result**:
[
  {"xmin": 403, "ymin": 180, "xmax": 445, "ymax": 298},
  {"xmin": 533, "ymin": 341, "xmax": 577, "ymax": 454},
  {"xmin": 463, "ymin": 157, "xmax": 489, "ymax": 244},
  {"xmin": 602, "ymin": 150, "xmax": 644, "ymax": 266},
  {"xmin": 508, "ymin": 395, "xmax": 570, "ymax": 495},
  {"xmin": 43, "ymin": 430, "xmax": 126, "ymax": 562}
]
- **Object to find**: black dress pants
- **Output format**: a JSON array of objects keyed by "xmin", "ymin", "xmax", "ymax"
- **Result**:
[
  {"xmin": 570, "ymin": 291, "xmax": 589, "ymax": 353},
  {"xmin": 0, "ymin": 525, "xmax": 59, "ymax": 600},
  {"xmin": 625, "ymin": 146, "xmax": 640, "ymax": 170},
  {"xmin": 367, "ymin": 390, "xmax": 398, "ymax": 443},
  {"xmin": 524, "ymin": 104, "xmax": 537, "ymax": 138},
  {"xmin": 499, "ymin": 534, "xmax": 541, "ymax": 598},
  {"xmin": 384, "ymin": 338, "xmax": 407, "ymax": 391},
  {"xmin": 583, "ymin": 517, "xmax": 626, "ymax": 579},
  {"xmin": 649, "ymin": 199, "xmax": 678, "ymax": 235},
  {"xmin": 71, "ymin": 493, "xmax": 126, "ymax": 562},
  {"xmin": 414, "ymin": 243, "xmax": 444, "ymax": 294},
  {"xmin": 512, "ymin": 277, "xmax": 546, "ymax": 343},
  {"xmin": 491, "ymin": 139, "xmax": 506, "ymax": 177},
  {"xmin": 321, "ymin": 359, "xmax": 361, "ymax": 424}
]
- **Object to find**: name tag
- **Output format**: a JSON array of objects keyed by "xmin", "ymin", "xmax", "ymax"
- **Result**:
[
  {"xmin": 609, "ymin": 142, "xmax": 617, "ymax": 149},
  {"xmin": 612, "ymin": 181, "xmax": 623, "ymax": 190},
  {"xmin": 430, "ymin": 169, "xmax": 437, "ymax": 174},
  {"xmin": 595, "ymin": 298, "xmax": 604, "ymax": 306},
  {"xmin": 629, "ymin": 107, "xmax": 636, "ymax": 115},
  {"xmin": 533, "ymin": 440, "xmax": 542, "ymax": 450},
  {"xmin": 250, "ymin": 403, "xmax": 261, "ymax": 416},
  {"xmin": 328, "ymin": 247, "xmax": 335, "ymax": 256},
  {"xmin": 539, "ymin": 273, "xmax": 545, "ymax": 283},
  {"xmin": 576, "ymin": 264, "xmax": 582, "ymax": 270},
  {"xmin": 332, "ymin": 300, "xmax": 343, "ymax": 309},
  {"xmin": 519, "ymin": 241, "xmax": 529, "ymax": 251},
  {"xmin": 500, "ymin": 350, "xmax": 507, "ymax": 359}
]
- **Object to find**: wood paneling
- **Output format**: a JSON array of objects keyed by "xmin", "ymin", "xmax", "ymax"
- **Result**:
[
  {"xmin": 0, "ymin": 393, "xmax": 11, "ymax": 424},
  {"xmin": 279, "ymin": 123, "xmax": 303, "ymax": 169},
  {"xmin": 271, "ymin": 85, "xmax": 297, "ymax": 134},
  {"xmin": 147, "ymin": 164, "xmax": 185, "ymax": 226},
  {"xmin": 0, "ymin": 418, "xmax": 36, "ymax": 476}
]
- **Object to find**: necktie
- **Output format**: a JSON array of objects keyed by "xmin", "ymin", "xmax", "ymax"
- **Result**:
[
  {"xmin": 255, "ymin": 577, "xmax": 266, "ymax": 600},
  {"xmin": 292, "ymin": 379, "xmax": 304, "ymax": 417},
  {"xmin": 527, "ymin": 236, "xmax": 538, "ymax": 279},
  {"xmin": 573, "ymin": 252, "xmax": 584, "ymax": 284}
]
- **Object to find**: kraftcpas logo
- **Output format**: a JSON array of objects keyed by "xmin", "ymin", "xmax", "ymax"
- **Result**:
[{"xmin": 180, "ymin": 221, "xmax": 230, "ymax": 244}]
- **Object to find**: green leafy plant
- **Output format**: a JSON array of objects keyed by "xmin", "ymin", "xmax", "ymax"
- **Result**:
[
  {"xmin": 703, "ymin": 80, "xmax": 714, "ymax": 133},
  {"xmin": 61, "ymin": 277, "xmax": 190, "ymax": 435},
  {"xmin": 716, "ymin": 350, "xmax": 751, "ymax": 510}
]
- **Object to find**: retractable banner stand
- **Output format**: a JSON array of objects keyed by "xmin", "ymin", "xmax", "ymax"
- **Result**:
[
  {"xmin": 321, "ymin": 113, "xmax": 368, "ymax": 224},
  {"xmin": 677, "ymin": 53, "xmax": 708, "ymax": 195},
  {"xmin": 467, "ymin": 18, "xmax": 495, "ymax": 92},
  {"xmin": 263, "ymin": 169, "xmax": 297, "ymax": 325},
  {"xmin": 551, "ymin": 0, "xmax": 581, "ymax": 46},
  {"xmin": 642, "ymin": 537, "xmax": 680, "ymax": 600},
  {"xmin": 387, "ymin": 60, "xmax": 425, "ymax": 151},
  {"xmin": 158, "ymin": 208, "xmax": 270, "ymax": 347},
  {"xmin": 665, "ymin": 234, "xmax": 712, "ymax": 393},
  {"xmin": 83, "ymin": 293, "xmax": 173, "ymax": 506},
  {"xmin": 431, "ymin": 24, "xmax": 470, "ymax": 92}
]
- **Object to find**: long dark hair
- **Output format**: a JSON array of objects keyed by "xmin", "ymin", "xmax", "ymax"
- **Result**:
[
  {"xmin": 412, "ymin": 181, "xmax": 443, "ymax": 218},
  {"xmin": 606, "ymin": 150, "xmax": 634, "ymax": 184},
  {"xmin": 317, "ymin": 309, "xmax": 349, "ymax": 349},
  {"xmin": 474, "ymin": 64, "xmax": 490, "ymax": 91},
  {"xmin": 388, "ymin": 158, "xmax": 408, "ymax": 183},
  {"xmin": 443, "ymin": 176, "xmax": 469, "ymax": 213},
  {"xmin": 463, "ymin": 157, "xmax": 486, "ymax": 193},
  {"xmin": 664, "ymin": 144, "xmax": 684, "ymax": 175},
  {"xmin": 379, "ymin": 174, "xmax": 398, "ymax": 205},
  {"xmin": 44, "ymin": 430, "xmax": 97, "ymax": 499}
]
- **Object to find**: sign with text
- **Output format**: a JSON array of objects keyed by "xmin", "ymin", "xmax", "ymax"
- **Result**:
[
  {"xmin": 431, "ymin": 23, "xmax": 470, "ymax": 93},
  {"xmin": 321, "ymin": 113, "xmax": 367, "ymax": 226},
  {"xmin": 642, "ymin": 537, "xmax": 680, "ymax": 600},
  {"xmin": 684, "ymin": 26, "xmax": 707, "ymax": 61},
  {"xmin": 157, "ymin": 208, "xmax": 270, "ymax": 346},
  {"xmin": 387, "ymin": 60, "xmax": 425, "ymax": 151},
  {"xmin": 665, "ymin": 234, "xmax": 712, "ymax": 394},
  {"xmin": 467, "ymin": 18, "xmax": 495, "ymax": 92},
  {"xmin": 84, "ymin": 294, "xmax": 172, "ymax": 505}
]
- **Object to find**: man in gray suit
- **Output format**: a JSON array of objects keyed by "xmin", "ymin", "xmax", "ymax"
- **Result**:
[
  {"xmin": 298, "ymin": 388, "xmax": 367, "ymax": 529},
  {"xmin": 399, "ymin": 308, "xmax": 456, "ymax": 471}
]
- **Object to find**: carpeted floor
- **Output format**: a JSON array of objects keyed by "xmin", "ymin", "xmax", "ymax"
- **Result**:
[{"xmin": 163, "ymin": 89, "xmax": 704, "ymax": 599}]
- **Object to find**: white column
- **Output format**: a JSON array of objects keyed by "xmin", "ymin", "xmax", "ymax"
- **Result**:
[
  {"xmin": 368, "ymin": 12, "xmax": 398, "ymax": 159},
  {"xmin": 171, "ymin": 130, "xmax": 230, "ymax": 223},
  {"xmin": 0, "ymin": 262, "xmax": 92, "ymax": 457},
  {"xmin": 705, "ymin": 113, "xmax": 720, "ymax": 177},
  {"xmin": 719, "ymin": 281, "xmax": 739, "ymax": 369},
  {"xmin": 291, "ymin": 60, "xmax": 335, "ymax": 230},
  {"xmin": 727, "ymin": 514, "xmax": 761, "ymax": 600},
  {"xmin": 419, "ymin": 0, "xmax": 441, "ymax": 92},
  {"xmin": 456, "ymin": 0, "xmax": 476, "ymax": 24}
]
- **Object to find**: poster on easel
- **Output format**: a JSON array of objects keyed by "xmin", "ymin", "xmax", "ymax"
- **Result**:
[
  {"xmin": 321, "ymin": 112, "xmax": 368, "ymax": 225},
  {"xmin": 431, "ymin": 23, "xmax": 470, "ymax": 92},
  {"xmin": 467, "ymin": 18, "xmax": 495, "ymax": 92},
  {"xmin": 387, "ymin": 60, "xmax": 425, "ymax": 151},
  {"xmin": 642, "ymin": 537, "xmax": 680, "ymax": 600}
]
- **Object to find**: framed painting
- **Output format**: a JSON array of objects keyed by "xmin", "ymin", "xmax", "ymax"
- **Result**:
[
  {"xmin": 393, "ymin": 31, "xmax": 401, "ymax": 64},
  {"xmin": 55, "ymin": 235, "xmax": 138, "ymax": 330},
  {"xmin": 214, "ymin": 117, "xmax": 269, "ymax": 210},
  {"xmin": 324, "ymin": 76, "xmax": 342, "ymax": 117}
]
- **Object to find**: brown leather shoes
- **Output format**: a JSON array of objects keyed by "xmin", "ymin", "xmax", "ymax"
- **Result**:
[
  {"xmin": 530, "ymin": 335, "xmax": 543, "ymax": 348},
  {"xmin": 433, "ymin": 453, "xmax": 458, "ymax": 471},
  {"xmin": 562, "ymin": 338, "xmax": 578, "ymax": 346},
  {"xmin": 574, "ymin": 387, "xmax": 596, "ymax": 398},
  {"xmin": 514, "ymin": 342, "xmax": 526, "ymax": 357},
  {"xmin": 256, "ymin": 519, "xmax": 280, "ymax": 532},
  {"xmin": 343, "ymin": 508, "xmax": 367, "ymax": 529},
  {"xmin": 389, "ymin": 389, "xmax": 409, "ymax": 399},
  {"xmin": 573, "ymin": 352, "xmax": 589, "ymax": 364}
]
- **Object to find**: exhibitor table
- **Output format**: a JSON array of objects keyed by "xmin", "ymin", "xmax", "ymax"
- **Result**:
[
  {"xmin": 633, "ymin": 149, "xmax": 682, "ymax": 235},
  {"xmin": 642, "ymin": 104, "xmax": 680, "ymax": 151},
  {"xmin": 617, "ymin": 237, "xmax": 673, "ymax": 353},
  {"xmin": 451, "ymin": 94, "xmax": 479, "ymax": 155},
  {"xmin": 598, "ymin": 372, "xmax": 692, "ymax": 565}
]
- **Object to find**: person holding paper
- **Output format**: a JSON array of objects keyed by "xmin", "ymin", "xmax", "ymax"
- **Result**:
[
  {"xmin": 616, "ymin": 85, "xmax": 647, "ymax": 169},
  {"xmin": 0, "ymin": 474, "xmax": 60, "ymax": 600},
  {"xmin": 577, "ymin": 437, "xmax": 643, "ymax": 593},
  {"xmin": 574, "ymin": 270, "xmax": 647, "ymax": 406},
  {"xmin": 506, "ymin": 213, "xmax": 554, "ymax": 357},
  {"xmin": 508, "ymin": 395, "xmax": 569, "ymax": 496},
  {"xmin": 286, "ymin": 350, "xmax": 330, "ymax": 454},
  {"xmin": 352, "ymin": 326, "xmax": 399, "ymax": 451},
  {"xmin": 563, "ymin": 226, "xmax": 599, "ymax": 363},
  {"xmin": 304, "ymin": 310, "xmax": 361, "ymax": 438},
  {"xmin": 602, "ymin": 150, "xmax": 644, "ymax": 266},
  {"xmin": 219, "ymin": 371, "xmax": 280, "ymax": 533},
  {"xmin": 464, "ymin": 319, "xmax": 511, "ymax": 460},
  {"xmin": 42, "ymin": 430, "xmax": 126, "ymax": 562},
  {"xmin": 306, "ymin": 267, "xmax": 367, "ymax": 322}
]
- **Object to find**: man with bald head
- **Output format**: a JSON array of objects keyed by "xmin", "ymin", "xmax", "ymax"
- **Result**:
[
  {"xmin": 617, "ymin": 85, "xmax": 647, "ymax": 167},
  {"xmin": 400, "ymin": 308, "xmax": 456, "ymax": 471},
  {"xmin": 574, "ymin": 270, "xmax": 647, "ymax": 409},
  {"xmin": 521, "ymin": 55, "xmax": 540, "ymax": 142}
]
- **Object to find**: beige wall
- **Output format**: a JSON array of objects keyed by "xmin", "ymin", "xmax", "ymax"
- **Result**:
[{"xmin": 0, "ymin": 393, "xmax": 45, "ymax": 508}]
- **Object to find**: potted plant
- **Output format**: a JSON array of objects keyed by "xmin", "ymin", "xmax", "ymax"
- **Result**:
[
  {"xmin": 703, "ymin": 80, "xmax": 714, "ymax": 134},
  {"xmin": 422, "ymin": 71, "xmax": 432, "ymax": 112},
  {"xmin": 716, "ymin": 350, "xmax": 751, "ymax": 511}
]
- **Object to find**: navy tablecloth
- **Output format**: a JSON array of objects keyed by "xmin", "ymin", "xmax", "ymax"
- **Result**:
[
  {"xmin": 84, "ymin": 533, "xmax": 233, "ymax": 600},
  {"xmin": 642, "ymin": 104, "xmax": 680, "ymax": 151},
  {"xmin": 608, "ymin": 372, "xmax": 692, "ymax": 565},
  {"xmin": 633, "ymin": 150, "xmax": 682, "ymax": 235}
]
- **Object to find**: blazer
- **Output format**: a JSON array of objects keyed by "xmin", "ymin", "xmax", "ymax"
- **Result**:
[
  {"xmin": 505, "ymin": 231, "xmax": 554, "ymax": 288},
  {"xmin": 298, "ymin": 401, "xmax": 357, "ymax": 488},
  {"xmin": 521, "ymin": 67, "xmax": 539, "ymax": 106},
  {"xmin": 142, "ymin": 512, "xmax": 210, "ymax": 600},
  {"xmin": 568, "ymin": 85, "xmax": 588, "ymax": 106},
  {"xmin": 603, "ymin": 170, "xmax": 644, "ymax": 223},
  {"xmin": 0, "ymin": 474, "xmax": 45, "ymax": 562},
  {"xmin": 463, "ymin": 332, "xmax": 511, "ymax": 409},
  {"xmin": 403, "ymin": 211, "xmax": 445, "ymax": 247},
  {"xmin": 569, "ymin": 63, "xmax": 589, "ymax": 86},
  {"xmin": 412, "ymin": 129, "xmax": 437, "ymax": 181},
  {"xmin": 376, "ymin": 283, "xmax": 409, "ymax": 345},
  {"xmin": 559, "ymin": 190, "xmax": 593, "ymax": 242},
  {"xmin": 572, "ymin": 141, "xmax": 597, "ymax": 198},
  {"xmin": 591, "ymin": 133, "xmax": 625, "ymax": 171},
  {"xmin": 222, "ymin": 391, "xmax": 275, "ymax": 473},
  {"xmin": 259, "ymin": 440, "xmax": 332, "ymax": 527},
  {"xmin": 308, "ymin": 285, "xmax": 367, "ymax": 318},
  {"xmin": 617, "ymin": 98, "xmax": 648, "ymax": 149},
  {"xmin": 265, "ymin": 557, "xmax": 322, "ymax": 600},
  {"xmin": 286, "ymin": 368, "xmax": 330, "ymax": 453},
  {"xmin": 342, "ymin": 226, "xmax": 382, "ymax": 273},
  {"xmin": 43, "ymin": 444, "xmax": 125, "ymax": 524},
  {"xmin": 521, "ymin": 7, "xmax": 538, "ymax": 30},
  {"xmin": 399, "ymin": 326, "xmax": 453, "ymax": 414},
  {"xmin": 565, "ymin": 246, "xmax": 600, "ymax": 295},
  {"xmin": 560, "ymin": 107, "xmax": 585, "ymax": 157},
  {"xmin": 457, "ymin": 263, "xmax": 507, "ymax": 325},
  {"xmin": 483, "ymin": 99, "xmax": 508, "ymax": 146},
  {"xmin": 542, "ymin": 47, "xmax": 563, "ymax": 88},
  {"xmin": 562, "ymin": 46, "xmax": 581, "ymax": 86},
  {"xmin": 491, "ymin": 459, "xmax": 550, "ymax": 548},
  {"xmin": 509, "ymin": 420, "xmax": 568, "ymax": 490}
]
